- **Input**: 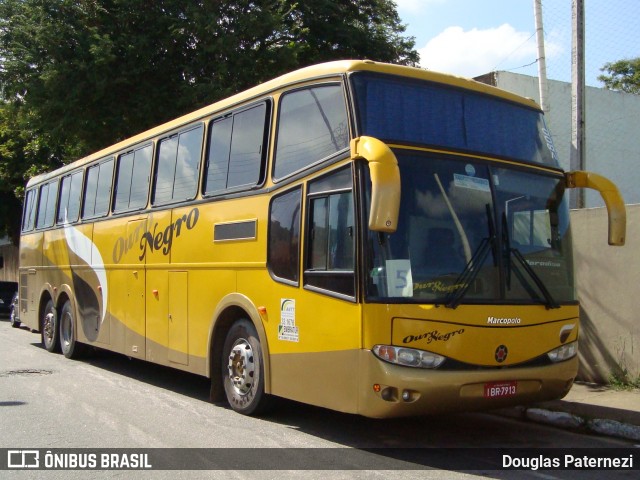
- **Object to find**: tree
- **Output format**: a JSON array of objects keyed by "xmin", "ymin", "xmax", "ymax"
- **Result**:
[
  {"xmin": 0, "ymin": 0, "xmax": 418, "ymax": 242},
  {"xmin": 0, "ymin": 103, "xmax": 64, "ymax": 242},
  {"xmin": 598, "ymin": 57, "xmax": 640, "ymax": 94}
]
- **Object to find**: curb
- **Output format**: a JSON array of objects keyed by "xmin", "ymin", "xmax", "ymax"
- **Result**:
[{"xmin": 492, "ymin": 406, "xmax": 640, "ymax": 442}]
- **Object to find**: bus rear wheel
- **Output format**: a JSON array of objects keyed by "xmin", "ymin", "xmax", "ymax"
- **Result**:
[
  {"xmin": 60, "ymin": 300, "xmax": 86, "ymax": 359},
  {"xmin": 222, "ymin": 319, "xmax": 271, "ymax": 416},
  {"xmin": 41, "ymin": 299, "xmax": 60, "ymax": 353}
]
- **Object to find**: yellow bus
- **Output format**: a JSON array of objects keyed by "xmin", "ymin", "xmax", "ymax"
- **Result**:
[{"xmin": 17, "ymin": 60, "xmax": 625, "ymax": 418}]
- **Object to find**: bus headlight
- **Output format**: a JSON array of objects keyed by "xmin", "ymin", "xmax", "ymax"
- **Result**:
[
  {"xmin": 547, "ymin": 341, "xmax": 577, "ymax": 363},
  {"xmin": 372, "ymin": 345, "xmax": 445, "ymax": 369}
]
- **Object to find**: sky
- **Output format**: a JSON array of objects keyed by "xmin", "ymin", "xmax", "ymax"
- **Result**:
[{"xmin": 394, "ymin": 0, "xmax": 640, "ymax": 87}]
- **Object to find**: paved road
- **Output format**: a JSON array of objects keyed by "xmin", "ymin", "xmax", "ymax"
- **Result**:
[{"xmin": 0, "ymin": 318, "xmax": 637, "ymax": 479}]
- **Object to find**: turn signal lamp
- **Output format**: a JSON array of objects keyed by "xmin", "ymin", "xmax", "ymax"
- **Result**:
[{"xmin": 372, "ymin": 345, "xmax": 445, "ymax": 369}]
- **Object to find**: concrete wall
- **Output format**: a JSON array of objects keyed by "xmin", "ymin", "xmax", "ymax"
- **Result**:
[
  {"xmin": 0, "ymin": 242, "xmax": 18, "ymax": 282},
  {"xmin": 571, "ymin": 204, "xmax": 640, "ymax": 383},
  {"xmin": 475, "ymin": 72, "xmax": 640, "ymax": 208}
]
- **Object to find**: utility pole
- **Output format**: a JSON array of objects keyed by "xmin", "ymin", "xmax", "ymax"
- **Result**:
[
  {"xmin": 533, "ymin": 0, "xmax": 549, "ymax": 117},
  {"xmin": 570, "ymin": 0, "xmax": 586, "ymax": 208}
]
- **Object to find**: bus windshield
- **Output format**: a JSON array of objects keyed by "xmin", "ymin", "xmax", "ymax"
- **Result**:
[
  {"xmin": 351, "ymin": 72, "xmax": 559, "ymax": 167},
  {"xmin": 364, "ymin": 151, "xmax": 575, "ymax": 305}
]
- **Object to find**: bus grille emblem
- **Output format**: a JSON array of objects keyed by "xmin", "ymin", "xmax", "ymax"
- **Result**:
[{"xmin": 495, "ymin": 345, "xmax": 508, "ymax": 363}]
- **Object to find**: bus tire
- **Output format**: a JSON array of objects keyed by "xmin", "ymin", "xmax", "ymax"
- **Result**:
[
  {"xmin": 41, "ymin": 299, "xmax": 60, "ymax": 353},
  {"xmin": 59, "ymin": 300, "xmax": 86, "ymax": 359},
  {"xmin": 222, "ymin": 319, "xmax": 271, "ymax": 416},
  {"xmin": 9, "ymin": 294, "xmax": 20, "ymax": 328}
]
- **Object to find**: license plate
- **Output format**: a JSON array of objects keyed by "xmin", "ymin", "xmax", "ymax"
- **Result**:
[{"xmin": 484, "ymin": 381, "xmax": 518, "ymax": 399}]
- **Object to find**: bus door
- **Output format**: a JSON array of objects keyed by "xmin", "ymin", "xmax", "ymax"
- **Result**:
[{"xmin": 144, "ymin": 209, "xmax": 190, "ymax": 366}]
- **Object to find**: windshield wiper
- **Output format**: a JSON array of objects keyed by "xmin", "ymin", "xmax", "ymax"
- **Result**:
[
  {"xmin": 510, "ymin": 248, "xmax": 560, "ymax": 309},
  {"xmin": 445, "ymin": 204, "xmax": 496, "ymax": 309},
  {"xmin": 445, "ymin": 236, "xmax": 494, "ymax": 309}
]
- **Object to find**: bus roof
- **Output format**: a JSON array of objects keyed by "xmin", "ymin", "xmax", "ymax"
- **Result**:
[{"xmin": 27, "ymin": 59, "xmax": 541, "ymax": 187}]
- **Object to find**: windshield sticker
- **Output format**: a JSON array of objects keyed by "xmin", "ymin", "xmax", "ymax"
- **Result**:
[
  {"xmin": 465, "ymin": 164, "xmax": 476, "ymax": 176},
  {"xmin": 526, "ymin": 260, "xmax": 562, "ymax": 268},
  {"xmin": 278, "ymin": 298, "xmax": 299, "ymax": 342},
  {"xmin": 386, "ymin": 260, "xmax": 413, "ymax": 297},
  {"xmin": 413, "ymin": 280, "xmax": 465, "ymax": 295},
  {"xmin": 453, "ymin": 174, "xmax": 490, "ymax": 192},
  {"xmin": 542, "ymin": 127, "xmax": 560, "ymax": 162}
]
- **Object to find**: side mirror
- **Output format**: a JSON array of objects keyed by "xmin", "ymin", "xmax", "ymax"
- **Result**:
[
  {"xmin": 350, "ymin": 136, "xmax": 400, "ymax": 233},
  {"xmin": 565, "ymin": 171, "xmax": 626, "ymax": 246}
]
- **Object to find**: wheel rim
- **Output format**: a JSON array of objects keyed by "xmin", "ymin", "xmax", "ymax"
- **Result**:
[
  {"xmin": 43, "ymin": 312, "xmax": 55, "ymax": 344},
  {"xmin": 60, "ymin": 310, "xmax": 72, "ymax": 349},
  {"xmin": 227, "ymin": 339, "xmax": 255, "ymax": 396}
]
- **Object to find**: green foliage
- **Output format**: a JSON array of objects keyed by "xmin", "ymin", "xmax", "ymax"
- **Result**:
[
  {"xmin": 0, "ymin": 103, "xmax": 65, "ymax": 242},
  {"xmin": 608, "ymin": 370, "xmax": 640, "ymax": 391},
  {"xmin": 597, "ymin": 57, "xmax": 640, "ymax": 95},
  {"xmin": 0, "ymin": 0, "xmax": 418, "ymax": 244}
]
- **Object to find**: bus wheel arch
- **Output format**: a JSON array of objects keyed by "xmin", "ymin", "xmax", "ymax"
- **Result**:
[{"xmin": 208, "ymin": 295, "xmax": 271, "ymax": 404}]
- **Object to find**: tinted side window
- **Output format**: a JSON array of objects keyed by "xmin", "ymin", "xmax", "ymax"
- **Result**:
[
  {"xmin": 305, "ymin": 167, "xmax": 355, "ymax": 297},
  {"xmin": 36, "ymin": 180, "xmax": 59, "ymax": 229},
  {"xmin": 22, "ymin": 188, "xmax": 38, "ymax": 232},
  {"xmin": 57, "ymin": 171, "xmax": 83, "ymax": 224},
  {"xmin": 204, "ymin": 102, "xmax": 269, "ymax": 196},
  {"xmin": 83, "ymin": 158, "xmax": 113, "ymax": 218},
  {"xmin": 227, "ymin": 104, "xmax": 266, "ymax": 188},
  {"xmin": 154, "ymin": 124, "xmax": 203, "ymax": 205},
  {"xmin": 268, "ymin": 187, "xmax": 301, "ymax": 284},
  {"xmin": 114, "ymin": 145, "xmax": 152, "ymax": 212},
  {"xmin": 205, "ymin": 117, "xmax": 232, "ymax": 195},
  {"xmin": 274, "ymin": 85, "xmax": 349, "ymax": 179}
]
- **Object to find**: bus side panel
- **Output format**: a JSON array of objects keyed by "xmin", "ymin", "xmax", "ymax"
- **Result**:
[
  {"xmin": 63, "ymin": 223, "xmax": 110, "ymax": 346},
  {"xmin": 18, "ymin": 232, "xmax": 43, "ymax": 330},
  {"xmin": 187, "ymin": 269, "xmax": 236, "ymax": 375},
  {"xmin": 168, "ymin": 271, "xmax": 189, "ymax": 365},
  {"xmin": 93, "ymin": 216, "xmax": 148, "ymax": 358},
  {"xmin": 240, "ymin": 269, "xmax": 363, "ymax": 414},
  {"xmin": 171, "ymin": 201, "xmax": 256, "ymax": 375},
  {"xmin": 144, "ymin": 210, "xmax": 171, "ymax": 366}
]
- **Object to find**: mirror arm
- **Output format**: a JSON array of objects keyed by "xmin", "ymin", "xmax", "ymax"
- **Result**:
[
  {"xmin": 565, "ymin": 171, "xmax": 626, "ymax": 246},
  {"xmin": 350, "ymin": 136, "xmax": 401, "ymax": 233}
]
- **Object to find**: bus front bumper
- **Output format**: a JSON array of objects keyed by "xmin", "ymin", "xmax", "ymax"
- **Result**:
[{"xmin": 357, "ymin": 349, "xmax": 578, "ymax": 418}]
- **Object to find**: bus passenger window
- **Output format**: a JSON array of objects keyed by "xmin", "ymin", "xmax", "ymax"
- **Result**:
[
  {"xmin": 114, "ymin": 145, "xmax": 152, "ymax": 212},
  {"xmin": 22, "ymin": 188, "xmax": 38, "ymax": 232},
  {"xmin": 154, "ymin": 124, "xmax": 203, "ymax": 205},
  {"xmin": 36, "ymin": 180, "xmax": 59, "ymax": 229},
  {"xmin": 205, "ymin": 102, "xmax": 268, "ymax": 196},
  {"xmin": 268, "ymin": 187, "xmax": 301, "ymax": 284},
  {"xmin": 205, "ymin": 116, "xmax": 232, "ymax": 195},
  {"xmin": 274, "ymin": 84, "xmax": 349, "ymax": 180},
  {"xmin": 57, "ymin": 171, "xmax": 83, "ymax": 224},
  {"xmin": 83, "ymin": 158, "xmax": 114, "ymax": 218}
]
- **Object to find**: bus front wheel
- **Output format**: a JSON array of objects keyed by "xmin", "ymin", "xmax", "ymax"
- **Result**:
[
  {"xmin": 222, "ymin": 319, "xmax": 271, "ymax": 416},
  {"xmin": 41, "ymin": 299, "xmax": 60, "ymax": 353}
]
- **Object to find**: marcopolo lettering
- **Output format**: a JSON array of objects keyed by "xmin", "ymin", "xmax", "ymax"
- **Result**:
[
  {"xmin": 403, "ymin": 328, "xmax": 464, "ymax": 344},
  {"xmin": 487, "ymin": 316, "xmax": 522, "ymax": 325}
]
